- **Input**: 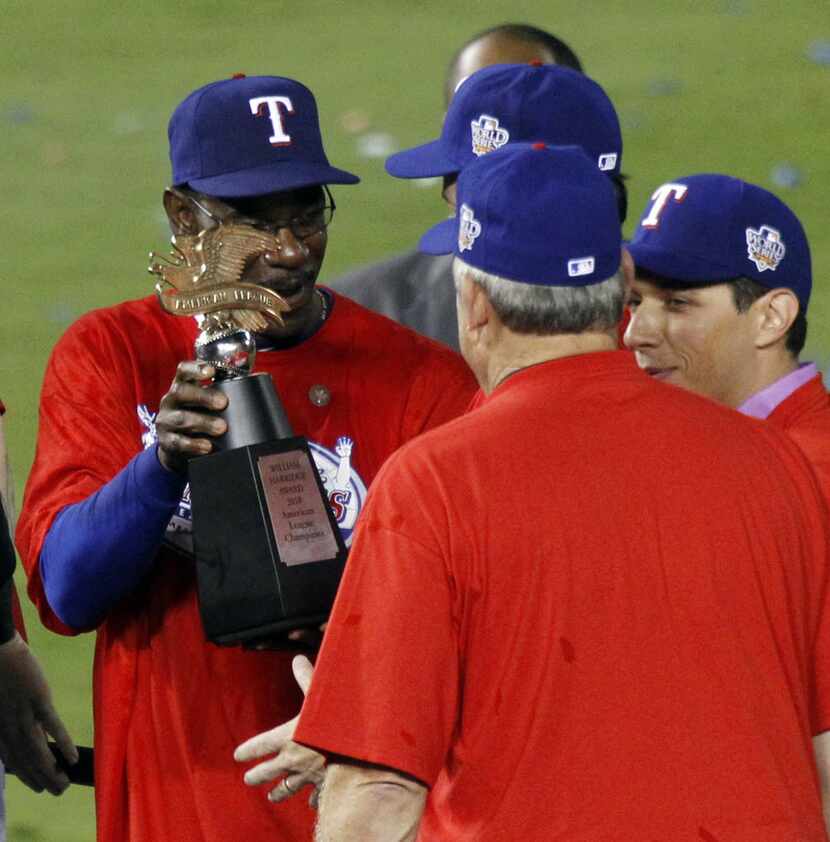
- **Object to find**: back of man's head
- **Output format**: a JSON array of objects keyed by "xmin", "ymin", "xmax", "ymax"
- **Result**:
[
  {"xmin": 446, "ymin": 23, "xmax": 582, "ymax": 103},
  {"xmin": 388, "ymin": 63, "xmax": 627, "ymax": 249},
  {"xmin": 452, "ymin": 143, "xmax": 623, "ymax": 337}
]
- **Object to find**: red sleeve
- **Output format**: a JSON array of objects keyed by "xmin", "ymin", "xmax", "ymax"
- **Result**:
[
  {"xmin": 295, "ymin": 447, "xmax": 460, "ymax": 786},
  {"xmin": 16, "ymin": 312, "xmax": 140, "ymax": 635}
]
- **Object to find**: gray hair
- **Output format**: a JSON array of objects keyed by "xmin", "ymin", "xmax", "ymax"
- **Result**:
[{"xmin": 452, "ymin": 257, "xmax": 624, "ymax": 335}]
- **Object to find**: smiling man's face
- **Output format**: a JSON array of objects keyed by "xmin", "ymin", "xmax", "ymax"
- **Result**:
[{"xmin": 624, "ymin": 276, "xmax": 760, "ymax": 408}]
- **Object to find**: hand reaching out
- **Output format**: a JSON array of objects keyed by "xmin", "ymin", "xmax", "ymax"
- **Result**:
[{"xmin": 234, "ymin": 655, "xmax": 325, "ymax": 806}]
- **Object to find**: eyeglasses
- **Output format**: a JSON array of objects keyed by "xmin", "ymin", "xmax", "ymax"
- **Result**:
[{"xmin": 189, "ymin": 185, "xmax": 336, "ymax": 241}]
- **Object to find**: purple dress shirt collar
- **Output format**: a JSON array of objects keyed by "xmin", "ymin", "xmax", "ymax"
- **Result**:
[{"xmin": 738, "ymin": 362, "xmax": 818, "ymax": 420}]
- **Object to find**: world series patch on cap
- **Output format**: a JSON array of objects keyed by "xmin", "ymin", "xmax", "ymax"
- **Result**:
[
  {"xmin": 451, "ymin": 143, "xmax": 621, "ymax": 288},
  {"xmin": 169, "ymin": 74, "xmax": 360, "ymax": 198},
  {"xmin": 627, "ymin": 173, "xmax": 812, "ymax": 308},
  {"xmin": 385, "ymin": 63, "xmax": 622, "ymax": 179}
]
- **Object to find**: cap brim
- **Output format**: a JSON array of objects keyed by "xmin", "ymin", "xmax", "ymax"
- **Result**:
[
  {"xmin": 627, "ymin": 242, "xmax": 737, "ymax": 283},
  {"xmin": 385, "ymin": 139, "xmax": 459, "ymax": 179},
  {"xmin": 418, "ymin": 217, "xmax": 457, "ymax": 255},
  {"xmin": 185, "ymin": 160, "xmax": 360, "ymax": 198}
]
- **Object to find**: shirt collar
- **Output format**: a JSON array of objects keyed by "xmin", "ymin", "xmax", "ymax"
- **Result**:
[{"xmin": 738, "ymin": 362, "xmax": 818, "ymax": 419}]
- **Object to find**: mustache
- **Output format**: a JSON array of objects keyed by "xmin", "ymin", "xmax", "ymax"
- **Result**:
[{"xmin": 240, "ymin": 269, "xmax": 318, "ymax": 299}]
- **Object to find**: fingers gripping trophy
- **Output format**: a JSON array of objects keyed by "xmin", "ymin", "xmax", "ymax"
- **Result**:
[{"xmin": 147, "ymin": 74, "xmax": 355, "ymax": 646}]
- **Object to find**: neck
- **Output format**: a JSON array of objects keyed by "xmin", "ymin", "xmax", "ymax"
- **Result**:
[
  {"xmin": 478, "ymin": 329, "xmax": 618, "ymax": 395},
  {"xmin": 730, "ymin": 348, "xmax": 800, "ymax": 408},
  {"xmin": 256, "ymin": 288, "xmax": 328, "ymax": 351}
]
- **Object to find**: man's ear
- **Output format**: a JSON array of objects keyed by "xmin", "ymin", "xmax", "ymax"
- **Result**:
[
  {"xmin": 754, "ymin": 288, "xmax": 799, "ymax": 350},
  {"xmin": 465, "ymin": 277, "xmax": 494, "ymax": 337},
  {"xmin": 621, "ymin": 247, "xmax": 635, "ymax": 288},
  {"xmin": 163, "ymin": 187, "xmax": 198, "ymax": 235}
]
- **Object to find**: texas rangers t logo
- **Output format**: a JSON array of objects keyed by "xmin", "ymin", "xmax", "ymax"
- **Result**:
[
  {"xmin": 249, "ymin": 95, "xmax": 294, "ymax": 146},
  {"xmin": 458, "ymin": 204, "xmax": 482, "ymax": 252},
  {"xmin": 471, "ymin": 114, "xmax": 510, "ymax": 156},
  {"xmin": 746, "ymin": 225, "xmax": 786, "ymax": 272},
  {"xmin": 641, "ymin": 183, "xmax": 688, "ymax": 229}
]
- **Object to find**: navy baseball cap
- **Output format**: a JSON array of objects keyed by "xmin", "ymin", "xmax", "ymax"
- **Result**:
[
  {"xmin": 169, "ymin": 74, "xmax": 359, "ymax": 198},
  {"xmin": 451, "ymin": 143, "xmax": 621, "ymax": 287},
  {"xmin": 385, "ymin": 63, "xmax": 622, "ymax": 179},
  {"xmin": 628, "ymin": 174, "xmax": 812, "ymax": 308}
]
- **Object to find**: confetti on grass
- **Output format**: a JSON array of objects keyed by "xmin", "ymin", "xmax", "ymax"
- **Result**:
[
  {"xmin": 808, "ymin": 40, "xmax": 830, "ymax": 65},
  {"xmin": 770, "ymin": 163, "xmax": 803, "ymax": 189},
  {"xmin": 646, "ymin": 79, "xmax": 683, "ymax": 97},
  {"xmin": 355, "ymin": 132, "xmax": 397, "ymax": 159}
]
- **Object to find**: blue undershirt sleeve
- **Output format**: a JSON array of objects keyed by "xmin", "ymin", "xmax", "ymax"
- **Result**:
[{"xmin": 39, "ymin": 445, "xmax": 187, "ymax": 630}]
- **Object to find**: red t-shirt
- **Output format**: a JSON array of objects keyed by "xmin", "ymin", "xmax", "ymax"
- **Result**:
[
  {"xmin": 16, "ymin": 291, "xmax": 476, "ymax": 842},
  {"xmin": 297, "ymin": 350, "xmax": 830, "ymax": 842}
]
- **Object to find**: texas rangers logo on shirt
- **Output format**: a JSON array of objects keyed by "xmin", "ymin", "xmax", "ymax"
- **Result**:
[
  {"xmin": 471, "ymin": 114, "xmax": 510, "ymax": 156},
  {"xmin": 746, "ymin": 224, "xmax": 786, "ymax": 272},
  {"xmin": 458, "ymin": 204, "xmax": 482, "ymax": 252},
  {"xmin": 308, "ymin": 437, "xmax": 367, "ymax": 547},
  {"xmin": 137, "ymin": 404, "xmax": 158, "ymax": 449},
  {"xmin": 136, "ymin": 406, "xmax": 367, "ymax": 551}
]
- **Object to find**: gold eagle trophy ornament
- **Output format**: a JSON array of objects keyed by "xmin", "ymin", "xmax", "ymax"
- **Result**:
[
  {"xmin": 150, "ymin": 224, "xmax": 291, "ymax": 376},
  {"xmin": 148, "ymin": 224, "xmax": 347, "ymax": 647}
]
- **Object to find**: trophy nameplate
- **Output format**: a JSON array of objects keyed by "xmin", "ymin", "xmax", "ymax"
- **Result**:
[{"xmin": 257, "ymin": 450, "xmax": 341, "ymax": 567}]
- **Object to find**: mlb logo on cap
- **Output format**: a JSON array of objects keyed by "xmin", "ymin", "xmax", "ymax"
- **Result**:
[
  {"xmin": 169, "ymin": 74, "xmax": 359, "ymax": 198},
  {"xmin": 627, "ymin": 173, "xmax": 812, "ymax": 308},
  {"xmin": 451, "ymin": 143, "xmax": 621, "ymax": 288},
  {"xmin": 568, "ymin": 257, "xmax": 597, "ymax": 278},
  {"xmin": 385, "ymin": 63, "xmax": 623, "ymax": 179},
  {"xmin": 598, "ymin": 153, "xmax": 618, "ymax": 172}
]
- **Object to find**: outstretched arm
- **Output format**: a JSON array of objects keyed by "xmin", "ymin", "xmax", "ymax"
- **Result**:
[
  {"xmin": 315, "ymin": 761, "xmax": 427, "ymax": 842},
  {"xmin": 38, "ymin": 361, "xmax": 227, "ymax": 630},
  {"xmin": 39, "ymin": 446, "xmax": 187, "ymax": 629}
]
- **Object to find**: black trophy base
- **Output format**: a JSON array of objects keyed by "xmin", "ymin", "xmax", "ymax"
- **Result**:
[{"xmin": 189, "ymin": 435, "xmax": 347, "ymax": 646}]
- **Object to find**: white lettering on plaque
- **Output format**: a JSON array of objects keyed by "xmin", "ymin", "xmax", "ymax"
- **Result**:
[{"xmin": 258, "ymin": 449, "xmax": 340, "ymax": 566}]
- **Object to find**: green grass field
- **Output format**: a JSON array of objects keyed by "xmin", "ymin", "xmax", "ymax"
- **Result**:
[{"xmin": 3, "ymin": 1, "xmax": 829, "ymax": 838}]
